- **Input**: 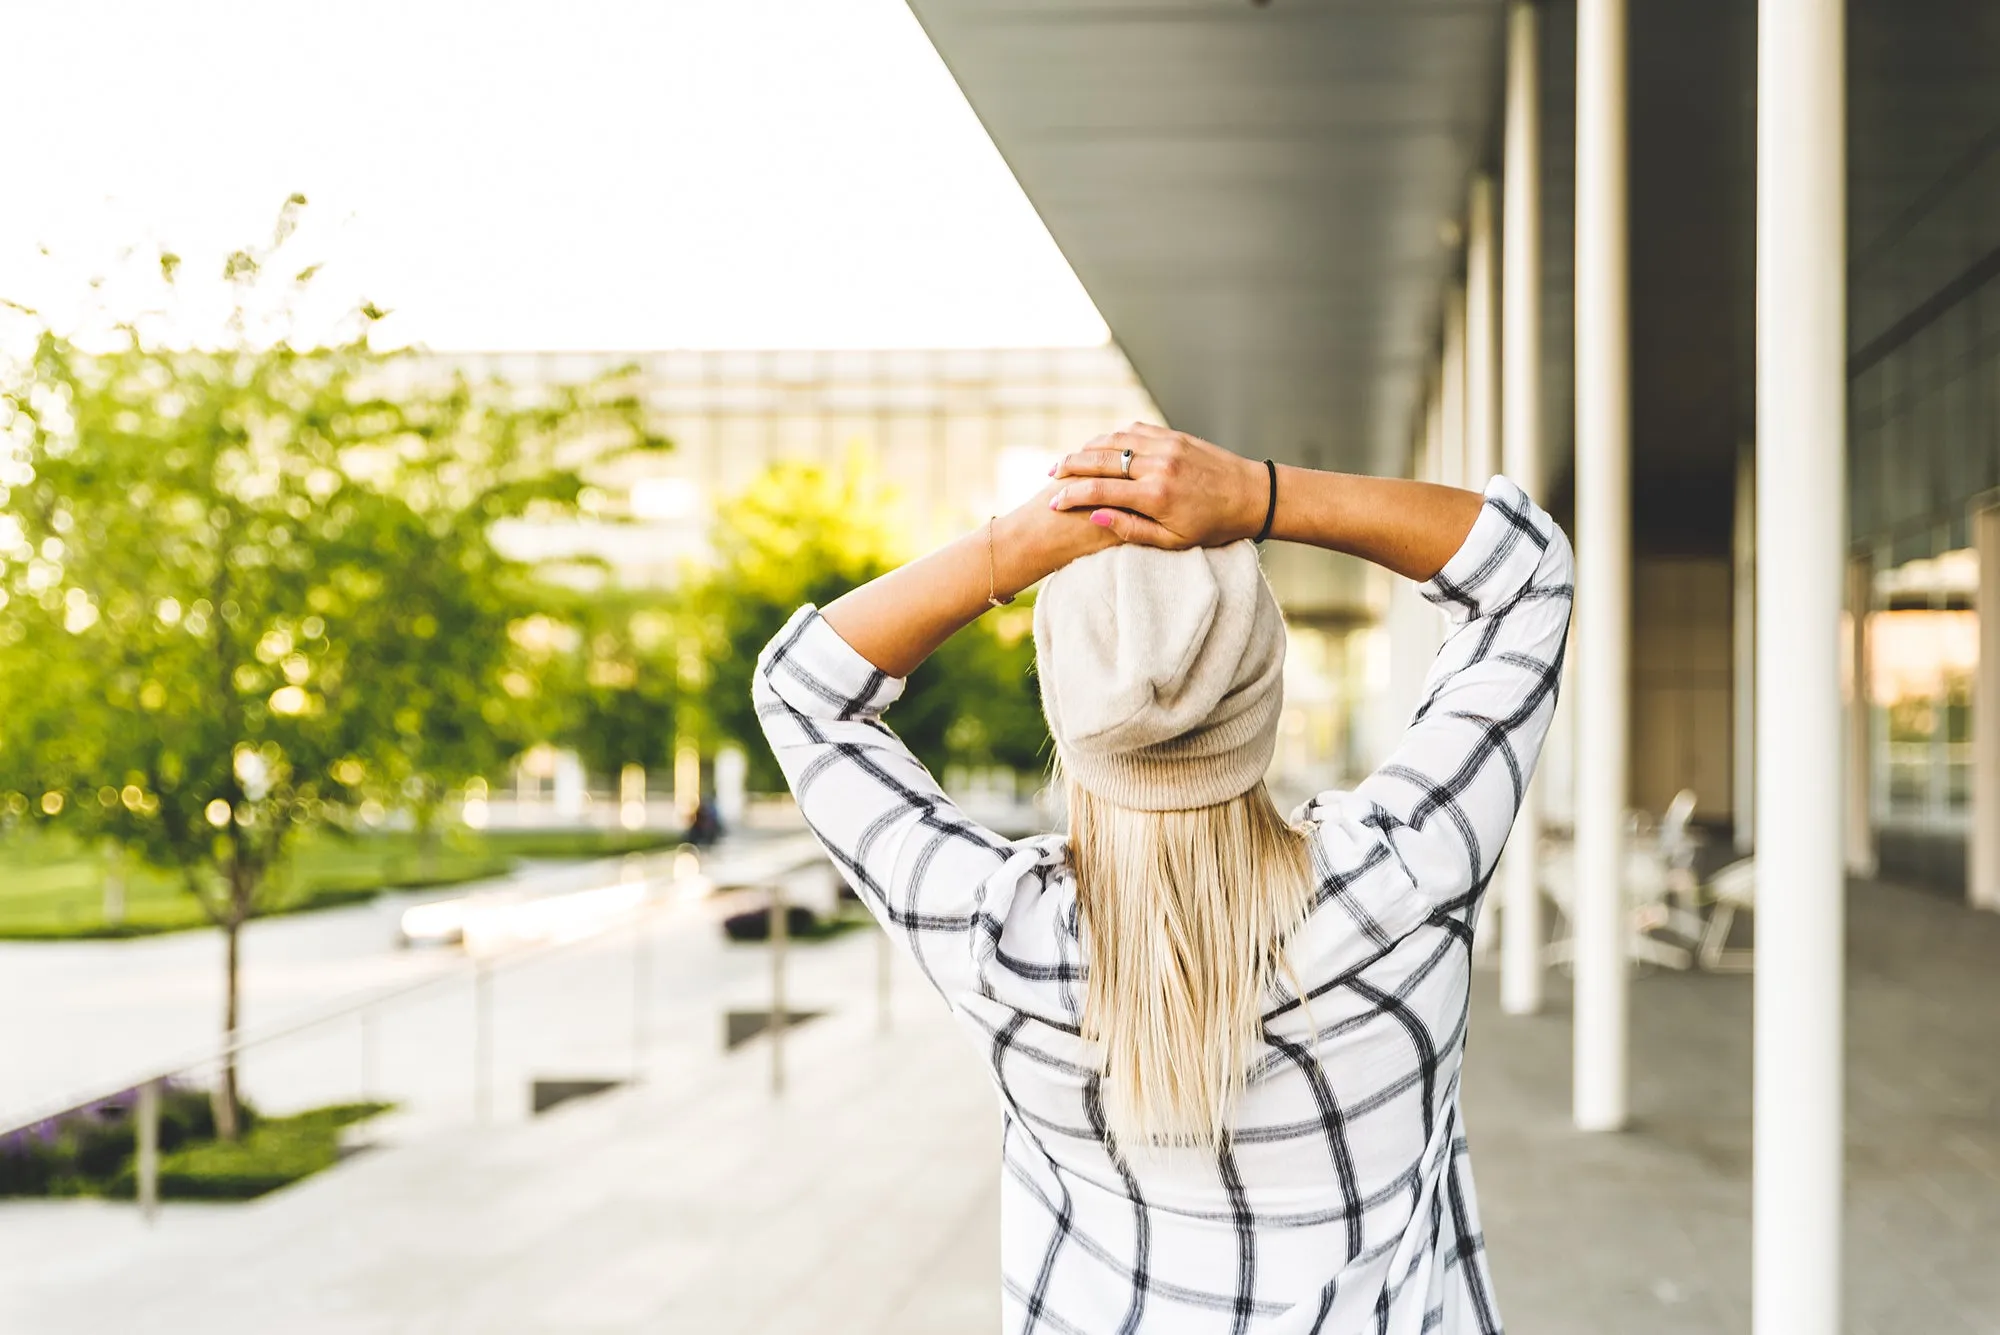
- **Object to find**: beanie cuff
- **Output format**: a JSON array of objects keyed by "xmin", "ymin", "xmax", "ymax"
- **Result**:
[{"xmin": 1060, "ymin": 730, "xmax": 1277, "ymax": 812}]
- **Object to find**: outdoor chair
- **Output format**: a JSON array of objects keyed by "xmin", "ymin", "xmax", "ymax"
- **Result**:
[
  {"xmin": 1655, "ymin": 788, "xmax": 1709, "ymax": 943},
  {"xmin": 1696, "ymin": 856, "xmax": 1757, "ymax": 971},
  {"xmin": 1540, "ymin": 811, "xmax": 1696, "ymax": 972}
]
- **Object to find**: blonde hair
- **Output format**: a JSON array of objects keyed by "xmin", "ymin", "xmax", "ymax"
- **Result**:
[{"xmin": 1065, "ymin": 774, "xmax": 1315, "ymax": 1150}]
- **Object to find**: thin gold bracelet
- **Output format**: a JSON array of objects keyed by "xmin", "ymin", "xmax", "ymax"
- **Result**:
[{"xmin": 986, "ymin": 516, "xmax": 1014, "ymax": 609}]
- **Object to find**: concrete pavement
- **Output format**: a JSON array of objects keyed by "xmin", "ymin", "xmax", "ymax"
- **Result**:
[{"xmin": 2, "ymin": 874, "xmax": 1996, "ymax": 1332}]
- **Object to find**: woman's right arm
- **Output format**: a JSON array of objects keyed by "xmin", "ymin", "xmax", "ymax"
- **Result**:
[{"xmin": 1051, "ymin": 427, "xmax": 1574, "ymax": 912}]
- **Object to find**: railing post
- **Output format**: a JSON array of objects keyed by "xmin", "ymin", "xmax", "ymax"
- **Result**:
[
  {"xmin": 876, "ymin": 917, "xmax": 892, "ymax": 1035},
  {"xmin": 632, "ymin": 905, "xmax": 649, "ymax": 1082},
  {"xmin": 770, "ymin": 877, "xmax": 787, "ymax": 1097},
  {"xmin": 136, "ymin": 1078, "xmax": 160, "ymax": 1225},
  {"xmin": 473, "ymin": 959, "xmax": 493, "ymax": 1125},
  {"xmin": 360, "ymin": 1008, "xmax": 377, "ymax": 1103}
]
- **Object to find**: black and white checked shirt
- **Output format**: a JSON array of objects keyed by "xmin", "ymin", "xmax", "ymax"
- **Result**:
[{"xmin": 754, "ymin": 477, "xmax": 1573, "ymax": 1335}]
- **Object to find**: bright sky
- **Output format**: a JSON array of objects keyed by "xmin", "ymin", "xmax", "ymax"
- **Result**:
[{"xmin": 0, "ymin": 0, "xmax": 1108, "ymax": 350}]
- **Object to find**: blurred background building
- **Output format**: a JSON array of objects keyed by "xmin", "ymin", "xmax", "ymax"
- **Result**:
[
  {"xmin": 447, "ymin": 344, "xmax": 1372, "ymax": 812},
  {"xmin": 462, "ymin": 346, "xmax": 1156, "ymax": 585}
]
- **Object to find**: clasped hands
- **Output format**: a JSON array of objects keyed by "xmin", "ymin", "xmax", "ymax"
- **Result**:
[{"xmin": 1027, "ymin": 422, "xmax": 1271, "ymax": 557}]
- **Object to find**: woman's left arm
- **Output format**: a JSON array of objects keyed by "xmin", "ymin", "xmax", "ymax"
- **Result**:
[
  {"xmin": 753, "ymin": 487, "xmax": 1109, "ymax": 1001},
  {"xmin": 817, "ymin": 484, "xmax": 1113, "ymax": 677}
]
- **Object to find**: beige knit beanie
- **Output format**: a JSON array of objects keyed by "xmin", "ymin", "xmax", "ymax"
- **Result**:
[{"xmin": 1033, "ymin": 539, "xmax": 1286, "ymax": 812}]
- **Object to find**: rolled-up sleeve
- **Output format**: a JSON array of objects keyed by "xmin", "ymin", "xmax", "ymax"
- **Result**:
[
  {"xmin": 753, "ymin": 606, "xmax": 1016, "ymax": 1001},
  {"xmin": 1293, "ymin": 477, "xmax": 1574, "ymax": 975}
]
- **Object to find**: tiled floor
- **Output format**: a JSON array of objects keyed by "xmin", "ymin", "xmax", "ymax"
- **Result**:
[
  {"xmin": 1468, "ymin": 876, "xmax": 2000, "ymax": 1334},
  {"xmin": 2, "ymin": 875, "xmax": 1994, "ymax": 1333}
]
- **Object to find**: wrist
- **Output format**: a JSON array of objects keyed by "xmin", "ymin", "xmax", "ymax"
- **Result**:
[
  {"xmin": 1265, "ymin": 464, "xmax": 1330, "ymax": 547},
  {"xmin": 989, "ymin": 504, "xmax": 1093, "ymax": 601}
]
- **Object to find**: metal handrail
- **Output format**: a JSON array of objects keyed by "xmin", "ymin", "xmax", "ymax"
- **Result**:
[
  {"xmin": 12, "ymin": 843, "xmax": 840, "ymax": 1223},
  {"xmin": 3, "ymin": 874, "xmax": 654, "ymax": 1141},
  {"xmin": 2, "ymin": 836, "xmax": 830, "ymax": 1139}
]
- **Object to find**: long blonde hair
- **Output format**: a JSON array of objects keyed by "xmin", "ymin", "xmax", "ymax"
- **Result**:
[{"xmin": 1065, "ymin": 774, "xmax": 1314, "ymax": 1150}]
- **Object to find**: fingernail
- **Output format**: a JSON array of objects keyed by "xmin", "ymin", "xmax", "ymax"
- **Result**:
[
  {"xmin": 1046, "ymin": 464, "xmax": 1056, "ymax": 476},
  {"xmin": 1049, "ymin": 488, "xmax": 1065, "ymax": 509},
  {"xmin": 1090, "ymin": 510, "xmax": 1113, "ymax": 527}
]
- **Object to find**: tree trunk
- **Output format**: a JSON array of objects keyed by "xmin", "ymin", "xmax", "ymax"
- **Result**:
[
  {"xmin": 101, "ymin": 846, "xmax": 126, "ymax": 929},
  {"xmin": 213, "ymin": 918, "xmax": 242, "ymax": 1142},
  {"xmin": 415, "ymin": 799, "xmax": 440, "ymax": 882}
]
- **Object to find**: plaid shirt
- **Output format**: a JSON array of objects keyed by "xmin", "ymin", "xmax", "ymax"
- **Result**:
[{"xmin": 755, "ymin": 477, "xmax": 1572, "ymax": 1335}]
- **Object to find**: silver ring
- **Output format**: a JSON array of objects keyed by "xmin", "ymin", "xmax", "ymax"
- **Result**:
[{"xmin": 1119, "ymin": 448, "xmax": 1133, "ymax": 478}]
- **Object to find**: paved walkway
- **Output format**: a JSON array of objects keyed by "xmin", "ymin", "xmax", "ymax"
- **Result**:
[
  {"xmin": 1468, "ymin": 874, "xmax": 2000, "ymax": 1335},
  {"xmin": 2, "ymin": 874, "xmax": 1995, "ymax": 1333},
  {"xmin": 0, "ymin": 836, "xmax": 826, "ymax": 1136},
  {"xmin": 0, "ymin": 932, "xmax": 999, "ymax": 1335}
]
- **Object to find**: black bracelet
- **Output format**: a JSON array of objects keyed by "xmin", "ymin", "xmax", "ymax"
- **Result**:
[{"xmin": 1254, "ymin": 459, "xmax": 1278, "ymax": 544}]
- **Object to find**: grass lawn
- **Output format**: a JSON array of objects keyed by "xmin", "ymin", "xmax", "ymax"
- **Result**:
[
  {"xmin": 2, "ymin": 1085, "xmax": 394, "ymax": 1202},
  {"xmin": 0, "ymin": 826, "xmax": 682, "ymax": 941},
  {"xmin": 111, "ymin": 1102, "xmax": 395, "ymax": 1201}
]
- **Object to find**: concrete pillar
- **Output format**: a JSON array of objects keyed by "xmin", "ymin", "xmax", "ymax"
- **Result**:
[
  {"xmin": 553, "ymin": 750, "xmax": 587, "ymax": 821},
  {"xmin": 1425, "ymin": 374, "xmax": 1445, "ymax": 487},
  {"xmin": 1733, "ymin": 445, "xmax": 1758, "ymax": 853},
  {"xmin": 1754, "ymin": 0, "xmax": 1847, "ymax": 1327},
  {"xmin": 674, "ymin": 742, "xmax": 701, "ymax": 825},
  {"xmin": 715, "ymin": 745, "xmax": 749, "ymax": 831},
  {"xmin": 1442, "ymin": 284, "xmax": 1468, "ymax": 491},
  {"xmin": 1466, "ymin": 175, "xmax": 1500, "ymax": 490},
  {"xmin": 1498, "ymin": 0, "xmax": 1545, "ymax": 1017},
  {"xmin": 1846, "ymin": 555, "xmax": 1877, "ymax": 876},
  {"xmin": 1573, "ymin": 0, "xmax": 1632, "ymax": 1133},
  {"xmin": 619, "ymin": 763, "xmax": 648, "ymax": 832},
  {"xmin": 1973, "ymin": 503, "xmax": 2000, "ymax": 911}
]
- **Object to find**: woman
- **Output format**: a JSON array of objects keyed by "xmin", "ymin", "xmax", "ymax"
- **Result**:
[{"xmin": 754, "ymin": 424, "xmax": 1572, "ymax": 1335}]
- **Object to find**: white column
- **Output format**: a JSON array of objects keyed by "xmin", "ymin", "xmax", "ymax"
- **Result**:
[
  {"xmin": 1378, "ymin": 394, "xmax": 1450, "ymax": 773},
  {"xmin": 1754, "ymin": 0, "xmax": 1846, "ymax": 1328},
  {"xmin": 1845, "ymin": 555, "xmax": 1877, "ymax": 876},
  {"xmin": 1972, "ymin": 504, "xmax": 2000, "ymax": 911},
  {"xmin": 1442, "ymin": 284, "xmax": 1468, "ymax": 491},
  {"xmin": 1573, "ymin": 0, "xmax": 1631, "ymax": 1133},
  {"xmin": 1425, "ymin": 373, "xmax": 1445, "ymax": 487},
  {"xmin": 674, "ymin": 743, "xmax": 701, "ymax": 824},
  {"xmin": 1733, "ymin": 445, "xmax": 1758, "ymax": 853},
  {"xmin": 1498, "ymin": 0, "xmax": 1544, "ymax": 1017},
  {"xmin": 1466, "ymin": 175, "xmax": 1500, "ymax": 490}
]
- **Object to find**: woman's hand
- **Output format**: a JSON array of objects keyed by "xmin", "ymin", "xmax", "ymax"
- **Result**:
[
  {"xmin": 1000, "ymin": 477, "xmax": 1124, "ymax": 582},
  {"xmin": 818, "ymin": 479, "xmax": 1113, "ymax": 679},
  {"xmin": 1046, "ymin": 422, "xmax": 1268, "ymax": 548}
]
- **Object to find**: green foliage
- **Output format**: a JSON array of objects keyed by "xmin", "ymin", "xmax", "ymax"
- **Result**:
[
  {"xmin": 540, "ymin": 586, "xmax": 681, "ymax": 782},
  {"xmin": 109, "ymin": 1102, "xmax": 391, "ymax": 1201},
  {"xmin": 0, "ymin": 197, "xmax": 666, "ymax": 934},
  {"xmin": 908, "ymin": 601, "xmax": 1048, "ymax": 774},
  {"xmin": 0, "ymin": 1084, "xmax": 232, "ymax": 1198},
  {"xmin": 677, "ymin": 454, "xmax": 904, "ymax": 788},
  {"xmin": 678, "ymin": 455, "xmax": 1049, "ymax": 789},
  {"xmin": 0, "ymin": 1084, "xmax": 388, "ymax": 1202}
]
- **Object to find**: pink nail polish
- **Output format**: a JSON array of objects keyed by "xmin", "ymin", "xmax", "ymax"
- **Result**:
[
  {"xmin": 1090, "ymin": 510, "xmax": 1112, "ymax": 527},
  {"xmin": 1046, "ymin": 464, "xmax": 1056, "ymax": 476}
]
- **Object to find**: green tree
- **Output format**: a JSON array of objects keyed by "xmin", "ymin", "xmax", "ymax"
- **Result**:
[
  {"xmin": 543, "ymin": 587, "xmax": 681, "ymax": 786},
  {"xmin": 679, "ymin": 456, "xmax": 1048, "ymax": 792},
  {"xmin": 0, "ymin": 198, "xmax": 664, "ymax": 1135}
]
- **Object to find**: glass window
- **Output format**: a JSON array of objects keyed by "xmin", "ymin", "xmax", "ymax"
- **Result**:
[{"xmin": 1870, "ymin": 527, "xmax": 1980, "ymax": 829}]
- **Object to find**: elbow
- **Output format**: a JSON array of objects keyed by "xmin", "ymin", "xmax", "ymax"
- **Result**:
[{"xmin": 1546, "ymin": 524, "xmax": 1578, "ymax": 589}]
